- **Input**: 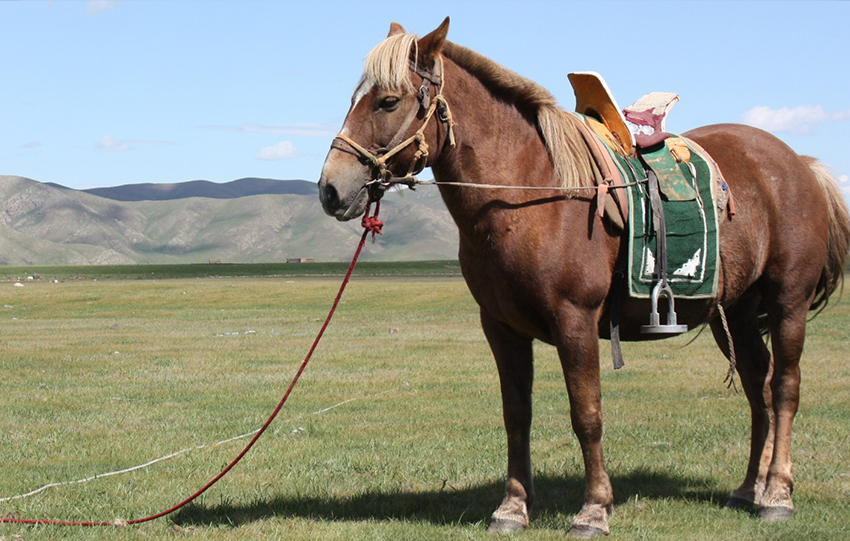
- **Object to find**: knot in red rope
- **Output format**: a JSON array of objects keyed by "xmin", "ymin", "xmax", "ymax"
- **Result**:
[
  {"xmin": 361, "ymin": 202, "xmax": 384, "ymax": 242},
  {"xmin": 362, "ymin": 215, "xmax": 384, "ymax": 235}
]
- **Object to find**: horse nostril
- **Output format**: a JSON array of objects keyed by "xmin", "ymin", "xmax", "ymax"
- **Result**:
[{"xmin": 324, "ymin": 183, "xmax": 340, "ymax": 210}]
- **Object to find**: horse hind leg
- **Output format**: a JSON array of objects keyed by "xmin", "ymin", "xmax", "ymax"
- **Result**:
[
  {"xmin": 710, "ymin": 296, "xmax": 774, "ymax": 511},
  {"xmin": 720, "ymin": 272, "xmax": 817, "ymax": 521},
  {"xmin": 756, "ymin": 290, "xmax": 815, "ymax": 521}
]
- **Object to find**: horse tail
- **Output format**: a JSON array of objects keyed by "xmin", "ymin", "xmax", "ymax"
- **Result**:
[{"xmin": 804, "ymin": 156, "xmax": 850, "ymax": 314}]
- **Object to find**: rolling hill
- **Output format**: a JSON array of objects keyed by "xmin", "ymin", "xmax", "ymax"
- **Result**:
[
  {"xmin": 0, "ymin": 176, "xmax": 459, "ymax": 265},
  {"xmin": 52, "ymin": 177, "xmax": 319, "ymax": 201}
]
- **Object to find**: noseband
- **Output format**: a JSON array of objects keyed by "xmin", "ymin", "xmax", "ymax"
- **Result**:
[{"xmin": 332, "ymin": 57, "xmax": 456, "ymax": 200}]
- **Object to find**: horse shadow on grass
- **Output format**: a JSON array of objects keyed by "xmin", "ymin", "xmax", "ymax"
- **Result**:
[{"xmin": 172, "ymin": 468, "xmax": 734, "ymax": 528}]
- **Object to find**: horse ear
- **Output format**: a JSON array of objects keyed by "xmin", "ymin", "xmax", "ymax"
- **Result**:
[
  {"xmin": 388, "ymin": 22, "xmax": 406, "ymax": 37},
  {"xmin": 417, "ymin": 17, "xmax": 450, "ymax": 62}
]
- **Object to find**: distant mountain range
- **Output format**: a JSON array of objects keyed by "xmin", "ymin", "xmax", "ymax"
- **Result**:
[
  {"xmin": 0, "ymin": 176, "xmax": 459, "ymax": 266},
  {"xmin": 48, "ymin": 177, "xmax": 319, "ymax": 201}
]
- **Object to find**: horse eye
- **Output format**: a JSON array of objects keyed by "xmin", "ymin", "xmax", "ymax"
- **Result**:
[{"xmin": 378, "ymin": 96, "xmax": 401, "ymax": 112}]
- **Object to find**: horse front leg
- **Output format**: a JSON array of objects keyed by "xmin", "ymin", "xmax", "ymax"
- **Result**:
[
  {"xmin": 557, "ymin": 307, "xmax": 613, "ymax": 537},
  {"xmin": 480, "ymin": 310, "xmax": 535, "ymax": 533}
]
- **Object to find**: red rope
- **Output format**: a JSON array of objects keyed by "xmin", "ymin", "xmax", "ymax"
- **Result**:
[
  {"xmin": 361, "ymin": 201, "xmax": 383, "ymax": 241},
  {"xmin": 2, "ymin": 203, "xmax": 383, "ymax": 528}
]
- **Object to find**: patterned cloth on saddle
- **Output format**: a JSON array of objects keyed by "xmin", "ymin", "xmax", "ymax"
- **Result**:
[
  {"xmin": 626, "ymin": 137, "xmax": 721, "ymax": 298},
  {"xmin": 568, "ymin": 72, "xmax": 728, "ymax": 299}
]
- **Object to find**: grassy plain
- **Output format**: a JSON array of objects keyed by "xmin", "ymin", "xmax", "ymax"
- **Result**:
[
  {"xmin": 0, "ymin": 273, "xmax": 847, "ymax": 540},
  {"xmin": 0, "ymin": 260, "xmax": 463, "ymax": 282}
]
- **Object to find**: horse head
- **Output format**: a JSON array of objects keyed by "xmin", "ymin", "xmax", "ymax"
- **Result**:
[{"xmin": 318, "ymin": 17, "xmax": 453, "ymax": 221}]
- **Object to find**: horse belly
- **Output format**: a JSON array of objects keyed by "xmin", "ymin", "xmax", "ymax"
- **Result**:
[{"xmin": 459, "ymin": 232, "xmax": 616, "ymax": 345}]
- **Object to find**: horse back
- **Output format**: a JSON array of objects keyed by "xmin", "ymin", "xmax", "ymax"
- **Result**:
[
  {"xmin": 613, "ymin": 123, "xmax": 835, "ymax": 339},
  {"xmin": 684, "ymin": 123, "xmax": 833, "ymax": 296}
]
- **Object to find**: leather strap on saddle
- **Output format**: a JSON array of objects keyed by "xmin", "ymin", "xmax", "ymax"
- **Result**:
[{"xmin": 567, "ymin": 113, "xmax": 629, "ymax": 230}]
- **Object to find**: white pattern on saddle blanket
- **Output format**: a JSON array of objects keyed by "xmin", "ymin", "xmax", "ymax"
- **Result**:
[
  {"xmin": 644, "ymin": 249, "xmax": 656, "ymax": 276},
  {"xmin": 673, "ymin": 249, "xmax": 702, "ymax": 278},
  {"xmin": 645, "ymin": 245, "xmax": 704, "ymax": 279}
]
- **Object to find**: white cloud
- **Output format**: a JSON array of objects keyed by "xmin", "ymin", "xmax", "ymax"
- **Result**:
[
  {"xmin": 204, "ymin": 122, "xmax": 338, "ymax": 138},
  {"xmin": 97, "ymin": 135, "xmax": 131, "ymax": 152},
  {"xmin": 256, "ymin": 141, "xmax": 298, "ymax": 160},
  {"xmin": 86, "ymin": 0, "xmax": 119, "ymax": 16},
  {"xmin": 742, "ymin": 105, "xmax": 850, "ymax": 135},
  {"xmin": 95, "ymin": 135, "xmax": 175, "ymax": 152}
]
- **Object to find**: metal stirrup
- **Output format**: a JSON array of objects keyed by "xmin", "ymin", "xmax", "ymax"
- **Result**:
[{"xmin": 641, "ymin": 169, "xmax": 688, "ymax": 335}]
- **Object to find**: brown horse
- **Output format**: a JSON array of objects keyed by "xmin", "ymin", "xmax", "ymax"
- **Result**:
[{"xmin": 318, "ymin": 18, "xmax": 850, "ymax": 537}]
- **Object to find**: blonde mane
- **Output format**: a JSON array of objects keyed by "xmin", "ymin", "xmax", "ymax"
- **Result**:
[
  {"xmin": 362, "ymin": 33, "xmax": 596, "ymax": 190},
  {"xmin": 364, "ymin": 33, "xmax": 419, "ymax": 92}
]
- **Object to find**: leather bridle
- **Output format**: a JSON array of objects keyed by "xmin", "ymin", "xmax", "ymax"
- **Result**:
[{"xmin": 331, "ymin": 57, "xmax": 456, "ymax": 201}]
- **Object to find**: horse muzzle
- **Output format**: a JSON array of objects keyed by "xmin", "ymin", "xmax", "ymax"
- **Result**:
[{"xmin": 318, "ymin": 158, "xmax": 371, "ymax": 221}]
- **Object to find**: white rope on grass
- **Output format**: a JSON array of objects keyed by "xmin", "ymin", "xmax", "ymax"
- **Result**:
[{"xmin": 0, "ymin": 388, "xmax": 397, "ymax": 503}]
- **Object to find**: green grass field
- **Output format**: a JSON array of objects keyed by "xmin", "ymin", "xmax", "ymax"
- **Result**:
[
  {"xmin": 0, "ymin": 260, "xmax": 462, "ymax": 282},
  {"xmin": 0, "ymin": 273, "xmax": 847, "ymax": 540}
]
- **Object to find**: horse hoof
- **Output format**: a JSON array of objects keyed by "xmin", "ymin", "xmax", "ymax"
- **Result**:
[
  {"xmin": 759, "ymin": 506, "xmax": 793, "ymax": 522},
  {"xmin": 568, "ymin": 524, "xmax": 608, "ymax": 538},
  {"xmin": 725, "ymin": 495, "xmax": 756, "ymax": 510},
  {"xmin": 487, "ymin": 518, "xmax": 526, "ymax": 533}
]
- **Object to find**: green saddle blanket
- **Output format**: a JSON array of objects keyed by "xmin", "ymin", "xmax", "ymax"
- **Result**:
[{"xmin": 609, "ymin": 137, "xmax": 720, "ymax": 299}]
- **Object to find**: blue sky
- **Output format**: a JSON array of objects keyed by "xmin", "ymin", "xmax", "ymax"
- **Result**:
[{"xmin": 2, "ymin": 0, "xmax": 848, "ymax": 205}]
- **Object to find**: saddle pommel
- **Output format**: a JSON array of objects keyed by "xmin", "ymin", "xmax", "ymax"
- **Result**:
[{"xmin": 568, "ymin": 71, "xmax": 635, "ymax": 157}]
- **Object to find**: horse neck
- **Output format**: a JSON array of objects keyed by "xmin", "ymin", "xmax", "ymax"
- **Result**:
[{"xmin": 431, "ymin": 59, "xmax": 560, "ymax": 231}]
